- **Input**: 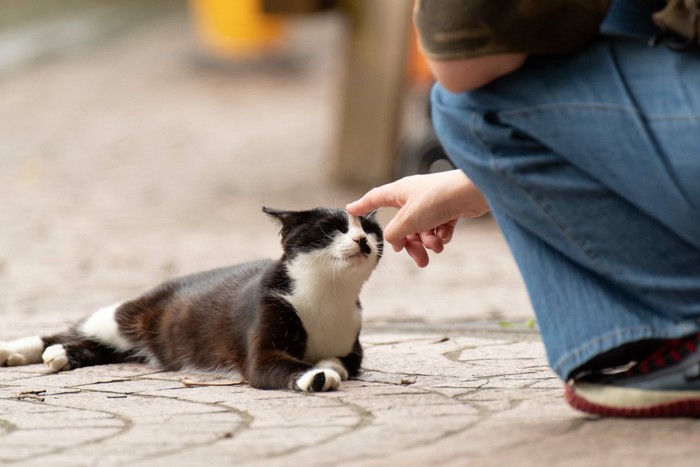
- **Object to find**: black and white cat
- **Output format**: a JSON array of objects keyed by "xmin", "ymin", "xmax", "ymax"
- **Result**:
[{"xmin": 0, "ymin": 207, "xmax": 383, "ymax": 392}]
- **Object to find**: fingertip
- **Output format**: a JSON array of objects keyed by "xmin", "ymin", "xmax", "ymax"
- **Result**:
[
  {"xmin": 417, "ymin": 231, "xmax": 443, "ymax": 254},
  {"xmin": 350, "ymin": 184, "xmax": 402, "ymax": 216},
  {"xmin": 405, "ymin": 241, "xmax": 429, "ymax": 268},
  {"xmin": 391, "ymin": 241, "xmax": 405, "ymax": 253},
  {"xmin": 436, "ymin": 226, "xmax": 454, "ymax": 244},
  {"xmin": 345, "ymin": 200, "xmax": 363, "ymax": 216}
]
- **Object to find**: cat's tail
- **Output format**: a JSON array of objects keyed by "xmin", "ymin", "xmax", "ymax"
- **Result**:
[{"xmin": 1, "ymin": 304, "xmax": 139, "ymax": 372}]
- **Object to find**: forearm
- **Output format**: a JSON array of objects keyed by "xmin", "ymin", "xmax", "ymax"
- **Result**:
[{"xmin": 427, "ymin": 53, "xmax": 527, "ymax": 93}]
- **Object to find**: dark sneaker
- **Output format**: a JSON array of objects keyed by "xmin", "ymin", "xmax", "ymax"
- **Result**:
[{"xmin": 565, "ymin": 332, "xmax": 700, "ymax": 418}]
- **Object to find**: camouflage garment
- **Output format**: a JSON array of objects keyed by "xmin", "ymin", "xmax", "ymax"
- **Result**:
[
  {"xmin": 414, "ymin": 0, "xmax": 612, "ymax": 59},
  {"xmin": 653, "ymin": 0, "xmax": 700, "ymax": 46}
]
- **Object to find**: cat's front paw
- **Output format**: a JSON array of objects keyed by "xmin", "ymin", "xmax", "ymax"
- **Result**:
[
  {"xmin": 314, "ymin": 358, "xmax": 349, "ymax": 381},
  {"xmin": 295, "ymin": 368, "xmax": 341, "ymax": 392},
  {"xmin": 43, "ymin": 345, "xmax": 71, "ymax": 372}
]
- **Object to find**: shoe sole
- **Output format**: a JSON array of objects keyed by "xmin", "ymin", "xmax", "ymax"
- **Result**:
[{"xmin": 565, "ymin": 383, "xmax": 700, "ymax": 418}]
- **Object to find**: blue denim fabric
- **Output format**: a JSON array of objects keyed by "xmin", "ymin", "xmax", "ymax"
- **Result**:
[
  {"xmin": 599, "ymin": 0, "xmax": 663, "ymax": 38},
  {"xmin": 431, "ymin": 36, "xmax": 700, "ymax": 380}
]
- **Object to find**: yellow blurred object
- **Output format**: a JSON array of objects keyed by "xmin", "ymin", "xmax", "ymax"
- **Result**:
[{"xmin": 189, "ymin": 0, "xmax": 282, "ymax": 59}]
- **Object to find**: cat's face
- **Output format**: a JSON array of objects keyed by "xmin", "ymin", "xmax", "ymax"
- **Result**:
[{"xmin": 263, "ymin": 207, "xmax": 383, "ymax": 270}]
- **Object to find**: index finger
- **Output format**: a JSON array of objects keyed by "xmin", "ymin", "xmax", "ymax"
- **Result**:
[{"xmin": 346, "ymin": 184, "xmax": 404, "ymax": 216}]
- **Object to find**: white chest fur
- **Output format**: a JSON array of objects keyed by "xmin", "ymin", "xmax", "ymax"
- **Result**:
[
  {"xmin": 282, "ymin": 238, "xmax": 375, "ymax": 364},
  {"xmin": 294, "ymin": 295, "xmax": 361, "ymax": 364},
  {"xmin": 283, "ymin": 259, "xmax": 364, "ymax": 363}
]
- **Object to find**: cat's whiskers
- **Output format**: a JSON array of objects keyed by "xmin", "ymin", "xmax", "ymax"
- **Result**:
[
  {"xmin": 305, "ymin": 248, "xmax": 329, "ymax": 274},
  {"xmin": 330, "ymin": 255, "xmax": 340, "ymax": 296},
  {"xmin": 326, "ymin": 252, "xmax": 343, "ymax": 298},
  {"xmin": 305, "ymin": 251, "xmax": 323, "ymax": 270}
]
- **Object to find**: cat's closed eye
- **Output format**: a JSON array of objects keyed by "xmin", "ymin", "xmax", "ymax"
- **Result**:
[{"xmin": 319, "ymin": 218, "xmax": 348, "ymax": 235}]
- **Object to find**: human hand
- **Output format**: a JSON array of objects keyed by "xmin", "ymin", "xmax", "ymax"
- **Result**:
[{"xmin": 346, "ymin": 170, "xmax": 489, "ymax": 267}]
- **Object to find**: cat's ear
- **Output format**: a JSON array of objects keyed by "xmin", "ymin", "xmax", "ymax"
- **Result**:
[
  {"xmin": 361, "ymin": 210, "xmax": 378, "ymax": 221},
  {"xmin": 262, "ymin": 207, "xmax": 286, "ymax": 220},
  {"xmin": 262, "ymin": 207, "xmax": 303, "ymax": 237}
]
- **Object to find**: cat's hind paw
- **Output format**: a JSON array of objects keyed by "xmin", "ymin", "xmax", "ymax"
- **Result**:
[
  {"xmin": 43, "ymin": 345, "xmax": 71, "ymax": 372},
  {"xmin": 314, "ymin": 358, "xmax": 348, "ymax": 381},
  {"xmin": 0, "ymin": 337, "xmax": 44, "ymax": 367},
  {"xmin": 6, "ymin": 352, "xmax": 27, "ymax": 366},
  {"xmin": 295, "ymin": 368, "xmax": 341, "ymax": 392},
  {"xmin": 0, "ymin": 346, "xmax": 20, "ymax": 366}
]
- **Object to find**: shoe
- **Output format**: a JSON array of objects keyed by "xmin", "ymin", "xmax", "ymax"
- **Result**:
[{"xmin": 565, "ymin": 332, "xmax": 700, "ymax": 418}]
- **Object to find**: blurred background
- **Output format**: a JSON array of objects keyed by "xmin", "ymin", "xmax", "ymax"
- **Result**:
[{"xmin": 0, "ymin": 0, "xmax": 532, "ymax": 336}]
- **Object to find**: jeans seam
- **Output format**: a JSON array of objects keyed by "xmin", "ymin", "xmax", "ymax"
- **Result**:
[
  {"xmin": 501, "ymin": 104, "xmax": 700, "ymax": 121},
  {"xmin": 469, "ymin": 116, "xmax": 605, "ymax": 269},
  {"xmin": 453, "ymin": 99, "xmax": 700, "ymax": 120},
  {"xmin": 649, "ymin": 114, "xmax": 700, "ymax": 121},
  {"xmin": 496, "ymin": 106, "xmax": 700, "ymax": 247},
  {"xmin": 606, "ymin": 40, "xmax": 698, "ymax": 212},
  {"xmin": 499, "ymin": 102, "xmax": 635, "ymax": 118},
  {"xmin": 510, "ymin": 183, "xmax": 603, "ymax": 266},
  {"xmin": 467, "ymin": 112, "xmax": 495, "ymax": 154}
]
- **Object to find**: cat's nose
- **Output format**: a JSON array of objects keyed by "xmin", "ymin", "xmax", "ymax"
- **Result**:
[{"xmin": 354, "ymin": 236, "xmax": 371, "ymax": 255}]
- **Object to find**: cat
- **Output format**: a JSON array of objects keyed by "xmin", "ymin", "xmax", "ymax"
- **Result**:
[{"xmin": 0, "ymin": 207, "xmax": 383, "ymax": 392}]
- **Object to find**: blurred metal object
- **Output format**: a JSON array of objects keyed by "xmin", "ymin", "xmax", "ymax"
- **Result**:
[
  {"xmin": 394, "ymin": 24, "xmax": 452, "ymax": 178},
  {"xmin": 333, "ymin": 0, "xmax": 412, "ymax": 187},
  {"xmin": 395, "ymin": 116, "xmax": 454, "ymax": 177},
  {"xmin": 394, "ymin": 88, "xmax": 454, "ymax": 179}
]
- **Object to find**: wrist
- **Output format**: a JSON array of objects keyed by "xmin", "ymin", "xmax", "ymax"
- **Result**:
[{"xmin": 446, "ymin": 170, "xmax": 489, "ymax": 218}]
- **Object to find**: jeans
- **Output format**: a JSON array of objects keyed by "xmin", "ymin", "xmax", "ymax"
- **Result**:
[{"xmin": 431, "ymin": 36, "xmax": 700, "ymax": 380}]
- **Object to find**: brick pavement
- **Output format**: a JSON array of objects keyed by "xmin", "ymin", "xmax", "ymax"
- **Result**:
[
  {"xmin": 1, "ymin": 11, "xmax": 700, "ymax": 467},
  {"xmin": 0, "ymin": 331, "xmax": 554, "ymax": 466},
  {"xmin": 3, "ymin": 329, "xmax": 700, "ymax": 466}
]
